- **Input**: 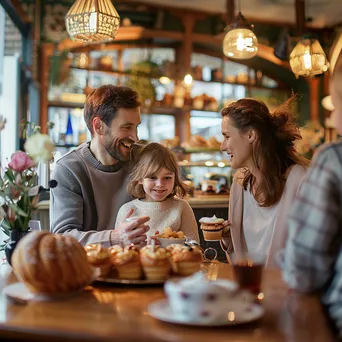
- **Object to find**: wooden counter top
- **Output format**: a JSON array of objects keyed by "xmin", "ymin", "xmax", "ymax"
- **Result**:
[
  {"xmin": 0, "ymin": 263, "xmax": 335, "ymax": 342},
  {"xmin": 36, "ymin": 196, "xmax": 229, "ymax": 211}
]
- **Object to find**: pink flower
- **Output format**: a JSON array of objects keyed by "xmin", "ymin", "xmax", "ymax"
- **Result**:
[{"xmin": 8, "ymin": 151, "xmax": 35, "ymax": 172}]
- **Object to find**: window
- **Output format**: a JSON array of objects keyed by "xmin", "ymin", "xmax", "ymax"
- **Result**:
[{"xmin": 138, "ymin": 114, "xmax": 175, "ymax": 142}]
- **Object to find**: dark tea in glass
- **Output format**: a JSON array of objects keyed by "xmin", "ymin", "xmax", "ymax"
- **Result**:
[{"xmin": 233, "ymin": 259, "xmax": 263, "ymax": 294}]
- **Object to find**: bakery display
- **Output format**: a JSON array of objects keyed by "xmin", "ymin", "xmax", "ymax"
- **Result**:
[
  {"xmin": 199, "ymin": 215, "xmax": 225, "ymax": 241},
  {"xmin": 12, "ymin": 231, "xmax": 93, "ymax": 295}
]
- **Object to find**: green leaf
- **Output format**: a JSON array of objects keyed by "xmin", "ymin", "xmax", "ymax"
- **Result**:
[
  {"xmin": 5, "ymin": 168, "xmax": 15, "ymax": 182},
  {"xmin": 8, "ymin": 204, "xmax": 28, "ymax": 217}
]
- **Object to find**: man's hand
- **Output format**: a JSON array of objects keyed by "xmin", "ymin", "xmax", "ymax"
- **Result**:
[{"xmin": 115, "ymin": 209, "xmax": 150, "ymax": 247}]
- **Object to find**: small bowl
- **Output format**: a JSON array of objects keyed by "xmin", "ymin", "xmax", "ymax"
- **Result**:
[{"xmin": 157, "ymin": 237, "xmax": 185, "ymax": 248}]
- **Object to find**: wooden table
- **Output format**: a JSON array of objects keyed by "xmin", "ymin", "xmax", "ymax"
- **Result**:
[{"xmin": 0, "ymin": 263, "xmax": 336, "ymax": 342}]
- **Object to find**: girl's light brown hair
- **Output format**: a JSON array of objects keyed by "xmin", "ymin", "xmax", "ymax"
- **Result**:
[
  {"xmin": 127, "ymin": 143, "xmax": 187, "ymax": 199},
  {"xmin": 221, "ymin": 96, "xmax": 309, "ymax": 207}
]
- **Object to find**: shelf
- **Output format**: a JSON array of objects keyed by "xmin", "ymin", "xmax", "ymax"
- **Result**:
[
  {"xmin": 183, "ymin": 148, "xmax": 221, "ymax": 153},
  {"xmin": 178, "ymin": 160, "xmax": 231, "ymax": 167},
  {"xmin": 48, "ymin": 101, "xmax": 84, "ymax": 109},
  {"xmin": 70, "ymin": 66, "xmax": 287, "ymax": 91}
]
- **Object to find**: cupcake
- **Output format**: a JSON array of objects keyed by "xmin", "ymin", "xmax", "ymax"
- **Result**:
[
  {"xmin": 85, "ymin": 244, "xmax": 112, "ymax": 277},
  {"xmin": 140, "ymin": 245, "xmax": 171, "ymax": 280},
  {"xmin": 199, "ymin": 215, "xmax": 225, "ymax": 241},
  {"xmin": 170, "ymin": 245, "xmax": 203, "ymax": 276},
  {"xmin": 111, "ymin": 245, "xmax": 143, "ymax": 280}
]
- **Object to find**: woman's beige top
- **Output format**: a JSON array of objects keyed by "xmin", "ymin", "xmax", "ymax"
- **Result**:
[{"xmin": 221, "ymin": 164, "xmax": 306, "ymax": 267}]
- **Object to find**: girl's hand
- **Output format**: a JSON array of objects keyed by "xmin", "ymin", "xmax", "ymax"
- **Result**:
[{"xmin": 116, "ymin": 209, "xmax": 150, "ymax": 247}]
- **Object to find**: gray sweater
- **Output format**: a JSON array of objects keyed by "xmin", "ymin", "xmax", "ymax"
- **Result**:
[{"xmin": 50, "ymin": 142, "xmax": 132, "ymax": 247}]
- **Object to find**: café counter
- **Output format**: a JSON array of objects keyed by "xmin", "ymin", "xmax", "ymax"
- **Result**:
[{"xmin": 0, "ymin": 263, "xmax": 335, "ymax": 342}]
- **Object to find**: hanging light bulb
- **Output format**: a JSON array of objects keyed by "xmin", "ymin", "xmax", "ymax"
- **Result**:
[
  {"xmin": 290, "ymin": 36, "xmax": 329, "ymax": 77},
  {"xmin": 183, "ymin": 74, "xmax": 193, "ymax": 86},
  {"xmin": 222, "ymin": 12, "xmax": 258, "ymax": 60},
  {"xmin": 65, "ymin": 0, "xmax": 120, "ymax": 43}
]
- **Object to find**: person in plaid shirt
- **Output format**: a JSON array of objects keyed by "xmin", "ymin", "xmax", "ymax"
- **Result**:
[{"xmin": 283, "ymin": 54, "xmax": 342, "ymax": 336}]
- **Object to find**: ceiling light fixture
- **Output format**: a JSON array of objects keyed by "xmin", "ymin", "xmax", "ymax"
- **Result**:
[
  {"xmin": 65, "ymin": 0, "xmax": 120, "ymax": 43},
  {"xmin": 289, "ymin": 0, "xmax": 329, "ymax": 77},
  {"xmin": 290, "ymin": 36, "xmax": 329, "ymax": 77},
  {"xmin": 222, "ymin": 1, "xmax": 258, "ymax": 60}
]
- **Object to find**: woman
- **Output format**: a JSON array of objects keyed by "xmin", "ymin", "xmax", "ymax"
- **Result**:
[{"xmin": 220, "ymin": 97, "xmax": 309, "ymax": 267}]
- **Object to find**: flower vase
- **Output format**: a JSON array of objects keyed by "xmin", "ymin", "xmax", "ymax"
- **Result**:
[{"xmin": 4, "ymin": 230, "xmax": 28, "ymax": 266}]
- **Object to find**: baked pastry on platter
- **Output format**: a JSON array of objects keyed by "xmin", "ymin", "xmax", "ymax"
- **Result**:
[
  {"xmin": 12, "ymin": 231, "xmax": 93, "ymax": 295},
  {"xmin": 85, "ymin": 244, "xmax": 112, "ymax": 277},
  {"xmin": 111, "ymin": 245, "xmax": 143, "ymax": 280},
  {"xmin": 140, "ymin": 245, "xmax": 171, "ymax": 280}
]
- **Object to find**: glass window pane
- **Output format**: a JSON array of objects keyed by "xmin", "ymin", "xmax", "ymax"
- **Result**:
[{"xmin": 139, "ymin": 114, "xmax": 175, "ymax": 142}]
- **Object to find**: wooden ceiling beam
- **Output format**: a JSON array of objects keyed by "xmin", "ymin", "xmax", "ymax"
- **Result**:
[{"xmin": 0, "ymin": 0, "xmax": 30, "ymax": 36}]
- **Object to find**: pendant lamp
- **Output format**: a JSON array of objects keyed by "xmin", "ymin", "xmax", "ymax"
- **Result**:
[
  {"xmin": 65, "ymin": 0, "xmax": 120, "ymax": 43},
  {"xmin": 223, "ymin": 11, "xmax": 258, "ymax": 60},
  {"xmin": 289, "ymin": 36, "xmax": 329, "ymax": 77}
]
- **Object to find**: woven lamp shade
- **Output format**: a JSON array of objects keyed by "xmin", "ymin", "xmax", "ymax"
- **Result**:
[
  {"xmin": 290, "ymin": 38, "xmax": 329, "ymax": 77},
  {"xmin": 65, "ymin": 0, "xmax": 120, "ymax": 42}
]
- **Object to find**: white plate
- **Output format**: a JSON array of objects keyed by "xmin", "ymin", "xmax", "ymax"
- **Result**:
[
  {"xmin": 148, "ymin": 299, "xmax": 264, "ymax": 327},
  {"xmin": 2, "ymin": 282, "xmax": 88, "ymax": 303}
]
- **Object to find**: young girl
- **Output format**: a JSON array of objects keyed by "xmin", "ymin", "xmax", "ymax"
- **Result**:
[{"xmin": 115, "ymin": 142, "xmax": 199, "ymax": 242}]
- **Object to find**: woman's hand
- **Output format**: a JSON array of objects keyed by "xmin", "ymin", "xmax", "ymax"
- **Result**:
[
  {"xmin": 222, "ymin": 220, "xmax": 231, "ymax": 234},
  {"xmin": 115, "ymin": 209, "xmax": 150, "ymax": 247}
]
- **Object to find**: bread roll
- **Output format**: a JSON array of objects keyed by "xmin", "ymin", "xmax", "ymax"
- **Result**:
[{"xmin": 12, "ymin": 231, "xmax": 94, "ymax": 295}]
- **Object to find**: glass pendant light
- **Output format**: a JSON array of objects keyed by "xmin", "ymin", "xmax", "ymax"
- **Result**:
[
  {"xmin": 223, "ymin": 11, "xmax": 258, "ymax": 60},
  {"xmin": 290, "ymin": 36, "xmax": 329, "ymax": 77},
  {"xmin": 65, "ymin": 0, "xmax": 120, "ymax": 43}
]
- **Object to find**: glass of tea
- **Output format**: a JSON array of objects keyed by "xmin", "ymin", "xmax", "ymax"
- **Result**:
[{"xmin": 230, "ymin": 252, "xmax": 265, "ymax": 294}]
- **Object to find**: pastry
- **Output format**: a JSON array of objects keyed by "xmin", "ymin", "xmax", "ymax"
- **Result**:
[
  {"xmin": 11, "ymin": 231, "xmax": 93, "ymax": 295},
  {"xmin": 170, "ymin": 244, "xmax": 203, "ymax": 276},
  {"xmin": 111, "ymin": 245, "xmax": 143, "ymax": 280},
  {"xmin": 140, "ymin": 245, "xmax": 171, "ymax": 280},
  {"xmin": 85, "ymin": 244, "xmax": 112, "ymax": 277},
  {"xmin": 199, "ymin": 215, "xmax": 225, "ymax": 241}
]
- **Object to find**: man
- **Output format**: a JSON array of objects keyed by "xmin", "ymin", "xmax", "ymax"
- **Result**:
[
  {"xmin": 50, "ymin": 85, "xmax": 150, "ymax": 247},
  {"xmin": 283, "ymin": 53, "xmax": 342, "ymax": 337}
]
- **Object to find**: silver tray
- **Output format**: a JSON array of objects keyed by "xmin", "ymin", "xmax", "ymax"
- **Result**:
[{"xmin": 95, "ymin": 277, "xmax": 166, "ymax": 285}]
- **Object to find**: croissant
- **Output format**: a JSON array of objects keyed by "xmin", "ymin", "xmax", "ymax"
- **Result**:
[{"xmin": 12, "ymin": 231, "xmax": 94, "ymax": 294}]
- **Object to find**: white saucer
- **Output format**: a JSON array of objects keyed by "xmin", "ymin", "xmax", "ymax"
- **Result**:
[
  {"xmin": 2, "ymin": 282, "xmax": 86, "ymax": 303},
  {"xmin": 148, "ymin": 299, "xmax": 264, "ymax": 327}
]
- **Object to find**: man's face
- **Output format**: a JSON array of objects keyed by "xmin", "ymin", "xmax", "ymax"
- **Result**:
[{"xmin": 101, "ymin": 107, "xmax": 141, "ymax": 162}]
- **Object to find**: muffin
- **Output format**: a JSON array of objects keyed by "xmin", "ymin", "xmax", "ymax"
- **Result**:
[
  {"xmin": 199, "ymin": 215, "xmax": 225, "ymax": 241},
  {"xmin": 12, "ymin": 231, "xmax": 93, "ymax": 295},
  {"xmin": 170, "ymin": 244, "xmax": 203, "ymax": 276},
  {"xmin": 140, "ymin": 245, "xmax": 171, "ymax": 280},
  {"xmin": 111, "ymin": 245, "xmax": 143, "ymax": 280},
  {"xmin": 85, "ymin": 244, "xmax": 112, "ymax": 278}
]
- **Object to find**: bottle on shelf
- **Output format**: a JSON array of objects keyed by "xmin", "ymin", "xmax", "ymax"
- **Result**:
[{"xmin": 65, "ymin": 112, "xmax": 74, "ymax": 146}]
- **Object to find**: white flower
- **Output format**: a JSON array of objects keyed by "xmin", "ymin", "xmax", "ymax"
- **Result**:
[{"xmin": 24, "ymin": 133, "xmax": 55, "ymax": 163}]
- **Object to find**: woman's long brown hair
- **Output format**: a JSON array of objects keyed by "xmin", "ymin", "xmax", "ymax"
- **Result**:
[{"xmin": 221, "ymin": 96, "xmax": 309, "ymax": 207}]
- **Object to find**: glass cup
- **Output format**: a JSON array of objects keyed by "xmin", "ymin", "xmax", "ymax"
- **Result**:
[{"xmin": 230, "ymin": 252, "xmax": 265, "ymax": 295}]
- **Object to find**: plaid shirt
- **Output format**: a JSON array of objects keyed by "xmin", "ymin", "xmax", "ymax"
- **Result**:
[{"xmin": 283, "ymin": 141, "xmax": 342, "ymax": 335}]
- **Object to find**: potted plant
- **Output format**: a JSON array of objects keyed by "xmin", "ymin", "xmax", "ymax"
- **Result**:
[{"xmin": 0, "ymin": 122, "xmax": 56, "ymax": 264}]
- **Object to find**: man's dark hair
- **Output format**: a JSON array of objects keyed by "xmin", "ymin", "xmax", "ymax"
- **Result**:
[{"xmin": 84, "ymin": 85, "xmax": 141, "ymax": 135}]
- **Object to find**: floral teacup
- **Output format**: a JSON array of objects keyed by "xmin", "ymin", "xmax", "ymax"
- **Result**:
[{"xmin": 164, "ymin": 272, "xmax": 254, "ymax": 324}]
